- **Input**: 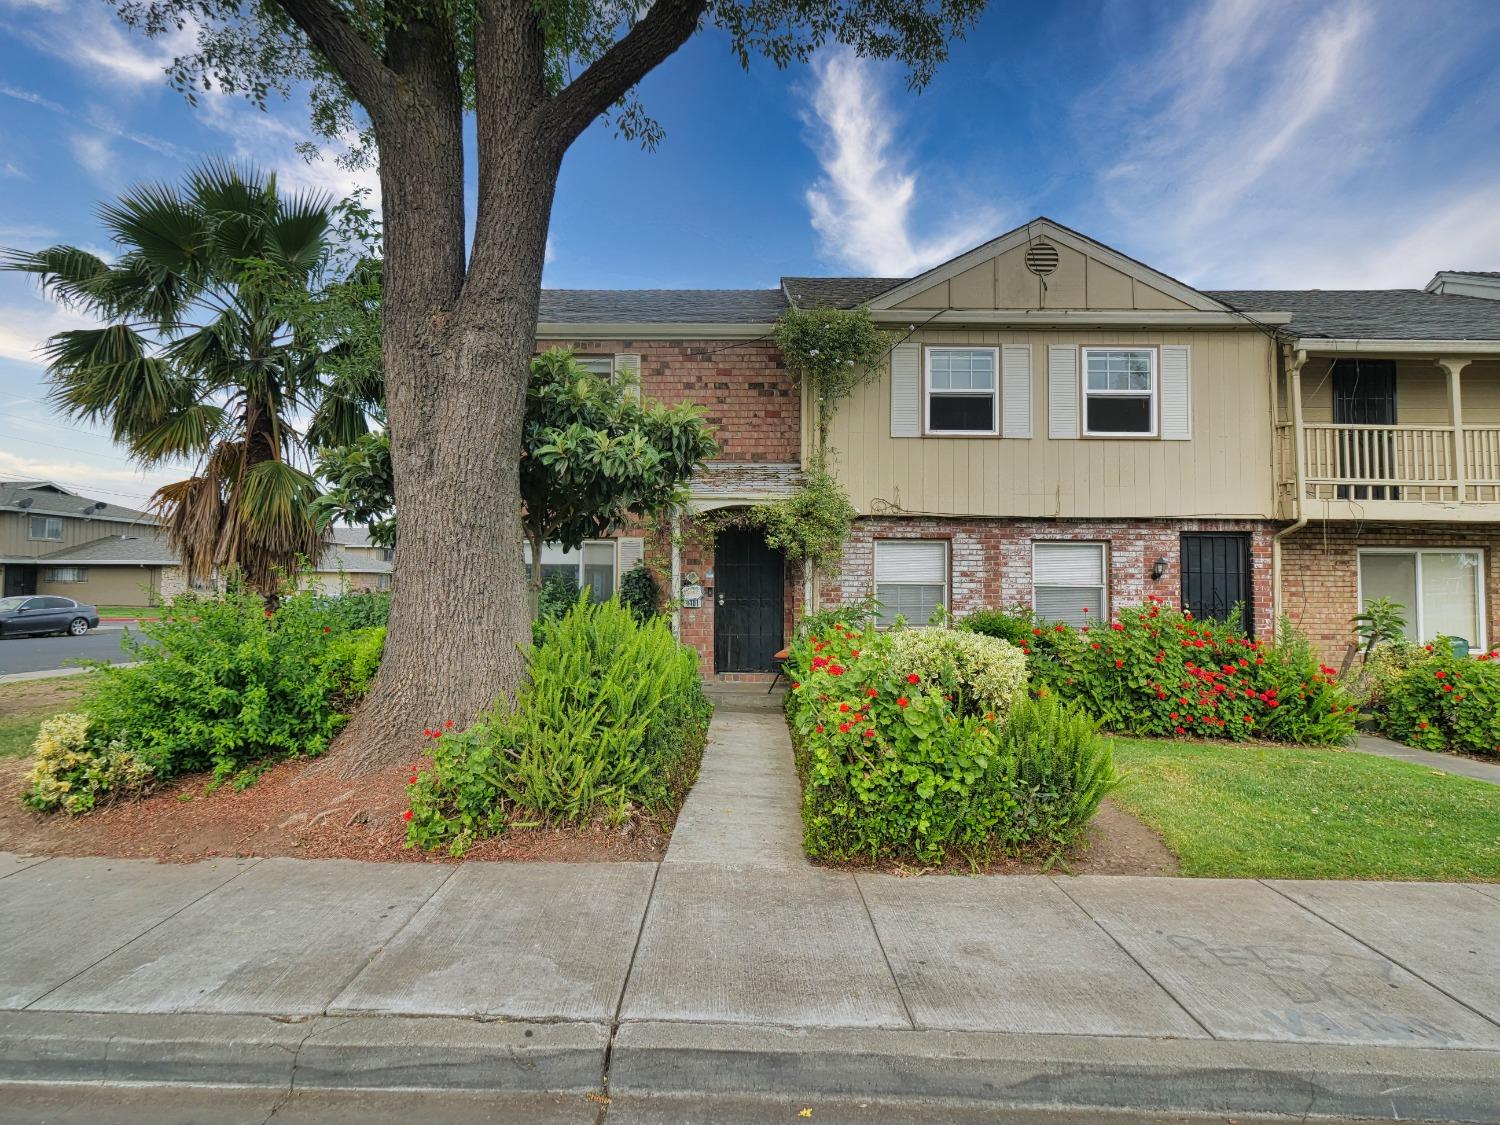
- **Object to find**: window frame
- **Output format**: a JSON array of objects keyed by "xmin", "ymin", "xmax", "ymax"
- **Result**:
[
  {"xmin": 1356, "ymin": 547, "xmax": 1487, "ymax": 649},
  {"xmin": 923, "ymin": 345, "xmax": 1000, "ymax": 437},
  {"xmin": 1031, "ymin": 540, "xmax": 1109, "ymax": 628},
  {"xmin": 43, "ymin": 567, "xmax": 88, "ymax": 583},
  {"xmin": 574, "ymin": 355, "xmax": 616, "ymax": 380},
  {"xmin": 524, "ymin": 538, "xmax": 621, "ymax": 601},
  {"xmin": 872, "ymin": 538, "xmax": 951, "ymax": 628},
  {"xmin": 28, "ymin": 515, "xmax": 63, "ymax": 541},
  {"xmin": 1080, "ymin": 346, "xmax": 1159, "ymax": 438}
]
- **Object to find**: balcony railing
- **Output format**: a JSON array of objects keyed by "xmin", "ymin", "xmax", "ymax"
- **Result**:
[{"xmin": 1279, "ymin": 422, "xmax": 1500, "ymax": 505}]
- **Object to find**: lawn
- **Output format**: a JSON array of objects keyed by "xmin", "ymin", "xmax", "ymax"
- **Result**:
[
  {"xmin": 95, "ymin": 605, "xmax": 162, "ymax": 619},
  {"xmin": 1112, "ymin": 738, "xmax": 1500, "ymax": 881},
  {"xmin": 0, "ymin": 678, "xmax": 90, "ymax": 758}
]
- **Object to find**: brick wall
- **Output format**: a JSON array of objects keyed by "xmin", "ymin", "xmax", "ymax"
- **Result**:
[
  {"xmin": 537, "ymin": 337, "xmax": 799, "ymax": 462},
  {"xmin": 1281, "ymin": 522, "xmax": 1500, "ymax": 662},
  {"xmin": 823, "ymin": 516, "xmax": 1280, "ymax": 638}
]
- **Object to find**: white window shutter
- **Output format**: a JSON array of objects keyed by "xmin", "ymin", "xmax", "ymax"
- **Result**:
[
  {"xmin": 617, "ymin": 536, "xmax": 645, "ymax": 572},
  {"xmin": 1048, "ymin": 345, "xmax": 1079, "ymax": 439},
  {"xmin": 613, "ymin": 353, "xmax": 642, "ymax": 400},
  {"xmin": 1160, "ymin": 344, "xmax": 1191, "ymax": 440},
  {"xmin": 890, "ymin": 342, "xmax": 921, "ymax": 438},
  {"xmin": 1000, "ymin": 344, "xmax": 1032, "ymax": 438}
]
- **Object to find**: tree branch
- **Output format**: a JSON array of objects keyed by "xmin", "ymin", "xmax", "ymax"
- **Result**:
[
  {"xmin": 545, "ymin": 0, "xmax": 709, "ymax": 150},
  {"xmin": 271, "ymin": 0, "xmax": 396, "ymax": 116}
]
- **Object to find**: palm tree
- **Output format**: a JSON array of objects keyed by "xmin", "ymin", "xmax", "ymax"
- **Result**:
[{"xmin": 3, "ymin": 162, "xmax": 375, "ymax": 595}]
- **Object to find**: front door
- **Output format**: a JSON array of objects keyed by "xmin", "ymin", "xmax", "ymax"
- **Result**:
[
  {"xmin": 3, "ymin": 565, "xmax": 36, "ymax": 598},
  {"xmin": 1180, "ymin": 532, "xmax": 1253, "ymax": 635},
  {"xmin": 713, "ymin": 527, "xmax": 785, "ymax": 673},
  {"xmin": 1332, "ymin": 359, "xmax": 1398, "ymax": 500}
]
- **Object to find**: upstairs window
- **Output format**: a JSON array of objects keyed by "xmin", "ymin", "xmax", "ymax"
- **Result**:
[
  {"xmin": 29, "ymin": 515, "xmax": 63, "ymax": 541},
  {"xmin": 1082, "ymin": 347, "xmax": 1156, "ymax": 436},
  {"xmin": 874, "ymin": 539, "xmax": 948, "ymax": 627},
  {"xmin": 926, "ymin": 347, "xmax": 998, "ymax": 435}
]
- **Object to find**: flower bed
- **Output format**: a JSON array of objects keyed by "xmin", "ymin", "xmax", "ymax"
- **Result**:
[
  {"xmin": 960, "ymin": 599, "xmax": 1356, "ymax": 746},
  {"xmin": 783, "ymin": 616, "xmax": 1115, "ymax": 864},
  {"xmin": 1366, "ymin": 641, "xmax": 1500, "ymax": 757}
]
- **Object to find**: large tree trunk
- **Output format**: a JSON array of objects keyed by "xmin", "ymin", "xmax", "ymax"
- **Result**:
[{"xmin": 330, "ymin": 8, "xmax": 557, "ymax": 776}]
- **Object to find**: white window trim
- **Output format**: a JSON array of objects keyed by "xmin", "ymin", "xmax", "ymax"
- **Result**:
[
  {"xmin": 527, "ymin": 538, "xmax": 621, "ymax": 596},
  {"xmin": 1080, "ymin": 346, "xmax": 1158, "ymax": 438},
  {"xmin": 924, "ymin": 345, "xmax": 1000, "ymax": 436},
  {"xmin": 574, "ymin": 355, "xmax": 615, "ymax": 379},
  {"xmin": 873, "ymin": 538, "xmax": 950, "ymax": 628},
  {"xmin": 29, "ymin": 515, "xmax": 63, "ymax": 542},
  {"xmin": 1356, "ymin": 547, "xmax": 1487, "ymax": 650},
  {"xmin": 1031, "ymin": 541, "xmax": 1109, "ymax": 624}
]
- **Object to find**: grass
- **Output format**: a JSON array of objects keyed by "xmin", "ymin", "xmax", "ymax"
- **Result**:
[
  {"xmin": 95, "ymin": 605, "xmax": 162, "ymax": 619},
  {"xmin": 1112, "ymin": 737, "xmax": 1500, "ymax": 881},
  {"xmin": 0, "ymin": 677, "xmax": 90, "ymax": 758}
]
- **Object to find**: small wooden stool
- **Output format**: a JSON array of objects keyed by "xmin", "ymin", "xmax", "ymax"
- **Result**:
[{"xmin": 768, "ymin": 648, "xmax": 791, "ymax": 692}]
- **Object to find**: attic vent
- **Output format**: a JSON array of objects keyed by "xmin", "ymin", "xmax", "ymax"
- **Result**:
[{"xmin": 1025, "ymin": 241, "xmax": 1060, "ymax": 276}]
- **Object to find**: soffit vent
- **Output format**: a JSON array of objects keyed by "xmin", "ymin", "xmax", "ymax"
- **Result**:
[{"xmin": 1025, "ymin": 241, "xmax": 1060, "ymax": 276}]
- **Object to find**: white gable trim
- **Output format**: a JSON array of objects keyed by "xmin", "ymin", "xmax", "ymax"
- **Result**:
[{"xmin": 864, "ymin": 217, "xmax": 1231, "ymax": 314}]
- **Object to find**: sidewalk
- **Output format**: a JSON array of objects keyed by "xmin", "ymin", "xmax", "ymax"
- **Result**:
[
  {"xmin": 3, "ymin": 699, "xmax": 1500, "ymax": 1121},
  {"xmin": 1357, "ymin": 732, "xmax": 1500, "ymax": 786}
]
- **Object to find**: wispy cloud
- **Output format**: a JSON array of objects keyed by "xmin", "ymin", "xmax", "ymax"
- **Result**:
[
  {"xmin": 3, "ymin": 0, "xmax": 195, "ymax": 88},
  {"xmin": 802, "ymin": 51, "xmax": 1000, "ymax": 276},
  {"xmin": 1077, "ymin": 0, "xmax": 1500, "ymax": 287},
  {"xmin": 1, "ymin": 81, "xmax": 188, "ymax": 162},
  {"xmin": 0, "ymin": 448, "xmax": 174, "ymax": 509},
  {"xmin": 69, "ymin": 133, "xmax": 115, "ymax": 180},
  {"xmin": 0, "ymin": 294, "xmax": 98, "ymax": 366}
]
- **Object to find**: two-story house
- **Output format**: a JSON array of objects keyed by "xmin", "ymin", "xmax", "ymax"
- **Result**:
[{"xmin": 540, "ymin": 218, "xmax": 1500, "ymax": 677}]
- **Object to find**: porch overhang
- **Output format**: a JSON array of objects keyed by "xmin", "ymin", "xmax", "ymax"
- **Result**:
[
  {"xmin": 1293, "ymin": 338, "xmax": 1500, "ymax": 356},
  {"xmin": 684, "ymin": 461, "xmax": 804, "ymax": 513}
]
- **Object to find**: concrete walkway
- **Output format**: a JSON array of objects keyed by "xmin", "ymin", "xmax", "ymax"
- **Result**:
[
  {"xmin": 1357, "ymin": 732, "xmax": 1500, "ymax": 786},
  {"xmin": 4, "ymin": 703, "xmax": 1500, "ymax": 1121}
]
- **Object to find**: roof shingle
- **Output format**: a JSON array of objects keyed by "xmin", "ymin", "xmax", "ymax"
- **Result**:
[
  {"xmin": 1208, "ymin": 289, "xmax": 1500, "ymax": 341},
  {"xmin": 538, "ymin": 289, "xmax": 785, "ymax": 324}
]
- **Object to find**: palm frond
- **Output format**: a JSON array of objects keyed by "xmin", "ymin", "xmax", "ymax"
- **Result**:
[
  {"xmin": 130, "ymin": 403, "xmax": 227, "ymax": 465},
  {"xmin": 0, "ymin": 246, "xmax": 117, "ymax": 317},
  {"xmin": 152, "ymin": 473, "xmax": 226, "ymax": 584}
]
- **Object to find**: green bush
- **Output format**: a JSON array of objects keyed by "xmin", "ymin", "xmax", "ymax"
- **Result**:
[
  {"xmin": 78, "ymin": 587, "xmax": 385, "ymax": 787},
  {"xmin": 23, "ymin": 713, "xmax": 155, "ymax": 814},
  {"xmin": 961, "ymin": 599, "xmax": 1356, "ymax": 746},
  {"xmin": 1000, "ymin": 694, "xmax": 1118, "ymax": 850},
  {"xmin": 538, "ymin": 570, "xmax": 581, "ymax": 619},
  {"xmin": 306, "ymin": 590, "xmax": 391, "ymax": 630},
  {"xmin": 407, "ymin": 597, "xmax": 711, "ymax": 855},
  {"xmin": 784, "ymin": 619, "xmax": 1110, "ymax": 864},
  {"xmin": 887, "ymin": 627, "xmax": 1028, "ymax": 724},
  {"xmin": 1373, "ymin": 640, "xmax": 1500, "ymax": 757},
  {"xmin": 618, "ymin": 562, "xmax": 661, "ymax": 622}
]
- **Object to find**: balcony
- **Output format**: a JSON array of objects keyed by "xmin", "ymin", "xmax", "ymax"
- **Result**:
[{"xmin": 1277, "ymin": 353, "xmax": 1500, "ymax": 521}]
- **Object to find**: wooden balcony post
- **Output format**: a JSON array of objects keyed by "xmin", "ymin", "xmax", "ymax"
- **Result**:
[{"xmin": 1438, "ymin": 357, "xmax": 1468, "ymax": 502}]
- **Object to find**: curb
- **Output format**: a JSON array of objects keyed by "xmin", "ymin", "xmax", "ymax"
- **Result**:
[
  {"xmin": 0, "ymin": 1011, "xmax": 609, "ymax": 1093},
  {"xmin": 0, "ymin": 662, "xmax": 139, "ymax": 684},
  {"xmin": 609, "ymin": 1021, "xmax": 1500, "ymax": 1123}
]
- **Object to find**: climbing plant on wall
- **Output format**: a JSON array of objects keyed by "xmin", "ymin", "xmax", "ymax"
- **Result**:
[{"xmin": 773, "ymin": 307, "xmax": 895, "ymax": 458}]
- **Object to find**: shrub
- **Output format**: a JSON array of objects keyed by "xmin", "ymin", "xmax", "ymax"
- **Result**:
[
  {"xmin": 79, "ymin": 587, "xmax": 386, "ymax": 787},
  {"xmin": 23, "ymin": 713, "xmax": 155, "ymax": 814},
  {"xmin": 538, "ymin": 570, "xmax": 581, "ymax": 619},
  {"xmin": 618, "ymin": 562, "xmax": 661, "ymax": 622},
  {"xmin": 962, "ymin": 599, "xmax": 1356, "ymax": 746},
  {"xmin": 306, "ymin": 590, "xmax": 391, "ymax": 631},
  {"xmin": 407, "ymin": 597, "xmax": 711, "ymax": 855},
  {"xmin": 1373, "ymin": 640, "xmax": 1500, "ymax": 757},
  {"xmin": 1000, "ymin": 695, "xmax": 1117, "ymax": 850},
  {"xmin": 886, "ymin": 627, "xmax": 1028, "ymax": 724}
]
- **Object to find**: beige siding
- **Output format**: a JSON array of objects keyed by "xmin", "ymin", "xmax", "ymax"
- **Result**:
[
  {"xmin": 37, "ymin": 565, "xmax": 161, "ymax": 606},
  {"xmin": 828, "ymin": 327, "xmax": 1276, "ymax": 519},
  {"xmin": 1299, "ymin": 358, "xmax": 1500, "ymax": 425},
  {"xmin": 0, "ymin": 512, "xmax": 155, "ymax": 559}
]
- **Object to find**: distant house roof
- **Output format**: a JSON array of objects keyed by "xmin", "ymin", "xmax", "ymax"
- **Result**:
[
  {"xmin": 538, "ymin": 289, "xmax": 786, "ymax": 324},
  {"xmin": 28, "ymin": 534, "xmax": 178, "ymax": 566},
  {"xmin": 0, "ymin": 480, "xmax": 155, "ymax": 526},
  {"xmin": 317, "ymin": 546, "xmax": 391, "ymax": 575},
  {"xmin": 326, "ymin": 525, "xmax": 374, "ymax": 547},
  {"xmin": 1208, "ymin": 290, "xmax": 1500, "ymax": 341}
]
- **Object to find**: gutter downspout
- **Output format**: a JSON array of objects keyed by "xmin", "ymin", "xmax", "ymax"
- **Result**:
[{"xmin": 1271, "ymin": 347, "xmax": 1310, "ymax": 636}]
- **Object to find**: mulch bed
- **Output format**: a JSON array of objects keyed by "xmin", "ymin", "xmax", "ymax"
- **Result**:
[
  {"xmin": 0, "ymin": 753, "xmax": 668, "ymax": 865},
  {"xmin": 806, "ymin": 799, "xmax": 1180, "ymax": 878}
]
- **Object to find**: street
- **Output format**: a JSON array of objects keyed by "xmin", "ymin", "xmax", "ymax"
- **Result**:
[{"xmin": 0, "ymin": 626, "xmax": 142, "ymax": 676}]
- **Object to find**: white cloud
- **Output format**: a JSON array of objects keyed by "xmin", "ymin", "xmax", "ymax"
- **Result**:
[
  {"xmin": 1, "ymin": 81, "xmax": 188, "ymax": 162},
  {"xmin": 1076, "ymin": 0, "xmax": 1500, "ymax": 287},
  {"xmin": 802, "ymin": 51, "xmax": 1000, "ymax": 276},
  {"xmin": 0, "ymin": 295, "xmax": 99, "ymax": 366},
  {"xmin": 0, "ymin": 449, "xmax": 173, "ymax": 509},
  {"xmin": 69, "ymin": 133, "xmax": 115, "ymax": 180},
  {"xmin": 7, "ymin": 0, "xmax": 195, "ymax": 89}
]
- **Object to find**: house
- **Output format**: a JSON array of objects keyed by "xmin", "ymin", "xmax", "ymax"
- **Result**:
[
  {"xmin": 536, "ymin": 217, "xmax": 1500, "ymax": 677},
  {"xmin": 0, "ymin": 481, "xmax": 391, "ymax": 605}
]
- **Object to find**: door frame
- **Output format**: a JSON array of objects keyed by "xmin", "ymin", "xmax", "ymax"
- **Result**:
[{"xmin": 712, "ymin": 526, "xmax": 786, "ymax": 674}]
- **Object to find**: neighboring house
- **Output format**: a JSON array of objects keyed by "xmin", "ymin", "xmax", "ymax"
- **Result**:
[
  {"xmin": 536, "ymin": 217, "xmax": 1500, "ymax": 676},
  {"xmin": 0, "ymin": 481, "xmax": 392, "ymax": 605}
]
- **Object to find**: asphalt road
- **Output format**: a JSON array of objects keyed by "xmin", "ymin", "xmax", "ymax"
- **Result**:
[{"xmin": 0, "ymin": 625, "xmax": 142, "ymax": 675}]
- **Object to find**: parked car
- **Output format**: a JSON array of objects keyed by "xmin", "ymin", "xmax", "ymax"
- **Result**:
[{"xmin": 0, "ymin": 595, "xmax": 100, "ymax": 637}]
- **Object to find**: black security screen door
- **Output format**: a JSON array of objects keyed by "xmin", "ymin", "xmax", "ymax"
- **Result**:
[
  {"xmin": 714, "ymin": 527, "xmax": 785, "ymax": 673},
  {"xmin": 1180, "ymin": 533, "xmax": 1253, "ymax": 635},
  {"xmin": 1332, "ymin": 359, "xmax": 1398, "ymax": 500},
  {"xmin": 3, "ymin": 566, "xmax": 36, "ymax": 598}
]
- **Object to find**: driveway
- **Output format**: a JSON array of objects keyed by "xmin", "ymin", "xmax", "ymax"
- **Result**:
[{"xmin": 0, "ymin": 626, "xmax": 142, "ymax": 675}]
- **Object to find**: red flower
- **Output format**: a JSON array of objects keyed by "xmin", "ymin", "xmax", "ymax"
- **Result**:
[
  {"xmin": 863, "ymin": 728, "xmax": 875, "ymax": 738},
  {"xmin": 1242, "ymin": 715, "xmax": 1253, "ymax": 723},
  {"xmin": 1113, "ymin": 659, "xmax": 1124, "ymax": 668},
  {"xmin": 907, "ymin": 673, "xmax": 920, "ymax": 684},
  {"xmin": 897, "ymin": 696, "xmax": 910, "ymax": 708},
  {"xmin": 839, "ymin": 702, "xmax": 851, "ymax": 712},
  {"xmin": 444, "ymin": 719, "xmax": 454, "ymax": 729},
  {"xmin": 838, "ymin": 721, "xmax": 852, "ymax": 733},
  {"xmin": 1174, "ymin": 726, "xmax": 1186, "ymax": 735},
  {"xmin": 851, "ymin": 649, "xmax": 861, "ymax": 658},
  {"xmin": 322, "ymin": 626, "xmax": 332, "ymax": 634},
  {"xmin": 815, "ymin": 724, "xmax": 825, "ymax": 733},
  {"xmin": 408, "ymin": 774, "xmax": 418, "ymax": 784},
  {"xmin": 866, "ymin": 687, "xmax": 878, "ymax": 698},
  {"xmin": 1110, "ymin": 622, "xmax": 1125, "ymax": 631},
  {"xmin": 828, "ymin": 664, "xmax": 845, "ymax": 676},
  {"xmin": 1170, "ymin": 712, "xmax": 1180, "ymax": 720},
  {"xmin": 791, "ymin": 682, "xmax": 801, "ymax": 691},
  {"xmin": 1418, "ymin": 721, "xmax": 1429, "ymax": 730},
  {"xmin": 1091, "ymin": 642, "xmax": 1101, "ymax": 650},
  {"xmin": 402, "ymin": 810, "xmax": 413, "ymax": 822},
  {"xmin": 1435, "ymin": 670, "xmax": 1448, "ymax": 679},
  {"xmin": 422, "ymin": 727, "xmax": 433, "ymax": 737}
]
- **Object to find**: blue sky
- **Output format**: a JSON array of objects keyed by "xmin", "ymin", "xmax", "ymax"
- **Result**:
[{"xmin": 3, "ymin": 0, "xmax": 1500, "ymax": 508}]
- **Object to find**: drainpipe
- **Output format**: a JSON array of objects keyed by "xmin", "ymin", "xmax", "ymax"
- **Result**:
[{"xmin": 1271, "ymin": 347, "xmax": 1310, "ymax": 636}]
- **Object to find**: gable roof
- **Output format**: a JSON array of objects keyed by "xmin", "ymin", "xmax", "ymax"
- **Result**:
[
  {"xmin": 1208, "ymin": 289, "xmax": 1500, "ymax": 341},
  {"xmin": 860, "ymin": 217, "xmax": 1233, "ymax": 314},
  {"xmin": 30, "ymin": 534, "xmax": 178, "ymax": 566},
  {"xmin": 0, "ymin": 480, "xmax": 154, "ymax": 525},
  {"xmin": 780, "ymin": 277, "xmax": 905, "ymax": 310},
  {"xmin": 538, "ymin": 289, "xmax": 785, "ymax": 324}
]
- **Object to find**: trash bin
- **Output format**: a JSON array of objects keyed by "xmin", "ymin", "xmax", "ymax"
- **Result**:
[{"xmin": 1450, "ymin": 637, "xmax": 1472, "ymax": 659}]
